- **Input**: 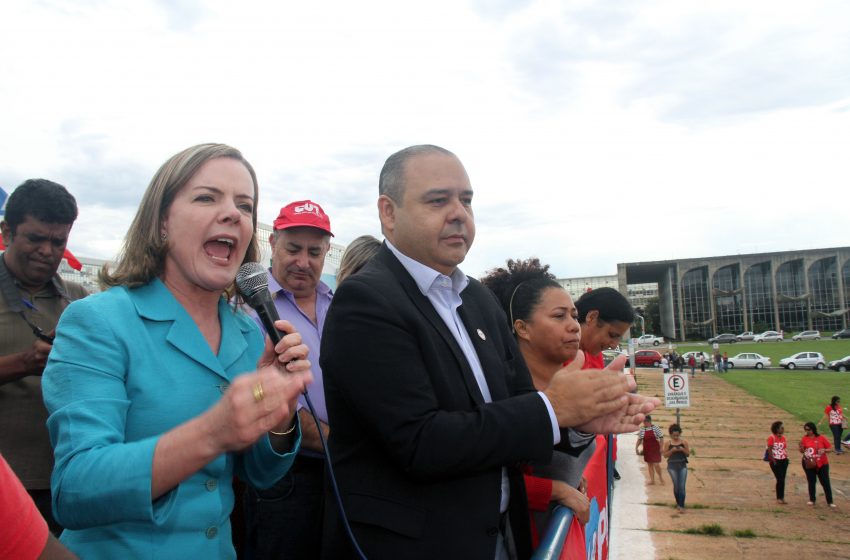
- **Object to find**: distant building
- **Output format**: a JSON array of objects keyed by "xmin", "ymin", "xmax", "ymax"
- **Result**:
[
  {"xmin": 556, "ymin": 275, "xmax": 658, "ymax": 310},
  {"xmin": 556, "ymin": 275, "xmax": 619, "ymax": 301},
  {"xmin": 618, "ymin": 246, "xmax": 850, "ymax": 340},
  {"xmin": 57, "ymin": 256, "xmax": 111, "ymax": 294}
]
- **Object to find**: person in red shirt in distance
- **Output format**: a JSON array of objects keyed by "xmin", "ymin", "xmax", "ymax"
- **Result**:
[
  {"xmin": 800, "ymin": 422, "xmax": 835, "ymax": 508},
  {"xmin": 766, "ymin": 421, "xmax": 789, "ymax": 504},
  {"xmin": 817, "ymin": 395, "xmax": 845, "ymax": 455}
]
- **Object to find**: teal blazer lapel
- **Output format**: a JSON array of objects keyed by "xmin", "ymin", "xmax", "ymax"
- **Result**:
[
  {"xmin": 129, "ymin": 279, "xmax": 246, "ymax": 380},
  {"xmin": 217, "ymin": 299, "xmax": 251, "ymax": 372}
]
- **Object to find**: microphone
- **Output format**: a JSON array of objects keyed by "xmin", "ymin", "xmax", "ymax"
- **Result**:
[{"xmin": 236, "ymin": 262, "xmax": 283, "ymax": 345}]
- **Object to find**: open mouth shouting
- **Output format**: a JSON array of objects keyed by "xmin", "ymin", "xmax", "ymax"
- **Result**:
[{"xmin": 204, "ymin": 237, "xmax": 236, "ymax": 264}]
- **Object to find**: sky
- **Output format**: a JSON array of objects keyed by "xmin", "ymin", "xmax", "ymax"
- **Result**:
[{"xmin": 1, "ymin": 0, "xmax": 848, "ymax": 279}]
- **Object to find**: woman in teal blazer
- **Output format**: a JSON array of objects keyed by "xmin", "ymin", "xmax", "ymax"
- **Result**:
[{"xmin": 43, "ymin": 144, "xmax": 313, "ymax": 559}]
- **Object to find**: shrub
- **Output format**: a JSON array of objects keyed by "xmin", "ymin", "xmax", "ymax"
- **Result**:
[
  {"xmin": 683, "ymin": 524, "xmax": 724, "ymax": 536},
  {"xmin": 733, "ymin": 529, "xmax": 756, "ymax": 538}
]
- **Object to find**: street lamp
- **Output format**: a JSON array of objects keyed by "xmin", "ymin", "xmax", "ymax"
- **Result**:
[{"xmin": 635, "ymin": 313, "xmax": 645, "ymax": 336}]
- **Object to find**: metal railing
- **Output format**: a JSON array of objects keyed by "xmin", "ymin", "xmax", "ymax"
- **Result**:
[{"xmin": 530, "ymin": 506, "xmax": 576, "ymax": 560}]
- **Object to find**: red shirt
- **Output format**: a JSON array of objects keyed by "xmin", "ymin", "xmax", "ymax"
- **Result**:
[
  {"xmin": 563, "ymin": 350, "xmax": 605, "ymax": 370},
  {"xmin": 767, "ymin": 434, "xmax": 787, "ymax": 460},
  {"xmin": 525, "ymin": 351, "xmax": 607, "ymax": 546},
  {"xmin": 0, "ymin": 454, "xmax": 48, "ymax": 560},
  {"xmin": 825, "ymin": 405, "xmax": 844, "ymax": 426},
  {"xmin": 583, "ymin": 351, "xmax": 605, "ymax": 370},
  {"xmin": 801, "ymin": 434, "xmax": 831, "ymax": 468}
]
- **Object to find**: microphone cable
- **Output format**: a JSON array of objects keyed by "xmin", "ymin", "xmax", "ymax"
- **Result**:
[
  {"xmin": 235, "ymin": 263, "xmax": 368, "ymax": 558},
  {"xmin": 301, "ymin": 387, "xmax": 369, "ymax": 560}
]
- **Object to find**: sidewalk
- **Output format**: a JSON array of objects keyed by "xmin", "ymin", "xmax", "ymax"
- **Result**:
[{"xmin": 609, "ymin": 432, "xmax": 654, "ymax": 560}]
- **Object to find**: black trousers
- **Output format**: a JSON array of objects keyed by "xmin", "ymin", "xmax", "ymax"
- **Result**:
[
  {"xmin": 829, "ymin": 424, "xmax": 843, "ymax": 451},
  {"xmin": 243, "ymin": 455, "xmax": 326, "ymax": 560},
  {"xmin": 803, "ymin": 463, "xmax": 833, "ymax": 504},
  {"xmin": 769, "ymin": 459, "xmax": 788, "ymax": 500}
]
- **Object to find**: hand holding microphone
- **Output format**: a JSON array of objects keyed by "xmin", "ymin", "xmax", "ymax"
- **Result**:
[{"xmin": 237, "ymin": 262, "xmax": 311, "ymax": 374}]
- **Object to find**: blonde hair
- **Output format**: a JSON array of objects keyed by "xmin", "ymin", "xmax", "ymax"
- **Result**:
[
  {"xmin": 336, "ymin": 235, "xmax": 381, "ymax": 285},
  {"xmin": 100, "ymin": 143, "xmax": 260, "ymax": 293}
]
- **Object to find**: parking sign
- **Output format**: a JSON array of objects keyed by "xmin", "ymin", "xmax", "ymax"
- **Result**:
[{"xmin": 664, "ymin": 373, "xmax": 690, "ymax": 408}]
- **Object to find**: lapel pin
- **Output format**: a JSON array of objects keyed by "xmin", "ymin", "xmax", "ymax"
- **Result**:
[{"xmin": 477, "ymin": 329, "xmax": 486, "ymax": 341}]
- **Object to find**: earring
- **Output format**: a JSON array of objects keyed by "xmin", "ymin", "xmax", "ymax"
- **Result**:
[{"xmin": 161, "ymin": 231, "xmax": 168, "ymax": 242}]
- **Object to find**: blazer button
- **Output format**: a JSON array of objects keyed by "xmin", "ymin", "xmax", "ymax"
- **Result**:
[
  {"xmin": 206, "ymin": 527, "xmax": 219, "ymax": 539},
  {"xmin": 486, "ymin": 526, "xmax": 499, "ymax": 536},
  {"xmin": 205, "ymin": 479, "xmax": 218, "ymax": 492}
]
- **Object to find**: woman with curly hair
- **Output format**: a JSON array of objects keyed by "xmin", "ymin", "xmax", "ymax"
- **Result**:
[{"xmin": 480, "ymin": 258, "xmax": 593, "ymax": 545}]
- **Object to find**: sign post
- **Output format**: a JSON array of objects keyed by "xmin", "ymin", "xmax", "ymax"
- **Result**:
[{"xmin": 664, "ymin": 372, "xmax": 690, "ymax": 426}]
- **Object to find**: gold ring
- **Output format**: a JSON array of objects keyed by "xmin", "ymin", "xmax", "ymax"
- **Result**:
[{"xmin": 252, "ymin": 383, "xmax": 265, "ymax": 403}]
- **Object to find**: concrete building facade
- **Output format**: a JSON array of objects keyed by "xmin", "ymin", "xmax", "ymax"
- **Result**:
[{"xmin": 618, "ymin": 246, "xmax": 850, "ymax": 341}]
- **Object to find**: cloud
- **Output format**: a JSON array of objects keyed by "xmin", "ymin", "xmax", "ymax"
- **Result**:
[
  {"xmin": 153, "ymin": 0, "xmax": 207, "ymax": 31},
  {"xmin": 1, "ymin": 0, "xmax": 848, "ymax": 278},
  {"xmin": 504, "ymin": 1, "xmax": 850, "ymax": 122}
]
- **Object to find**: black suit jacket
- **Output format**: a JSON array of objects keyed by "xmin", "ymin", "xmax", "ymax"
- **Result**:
[{"xmin": 320, "ymin": 245, "xmax": 575, "ymax": 560}]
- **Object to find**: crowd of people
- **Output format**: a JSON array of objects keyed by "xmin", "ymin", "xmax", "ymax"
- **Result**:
[{"xmin": 1, "ymin": 143, "xmax": 660, "ymax": 560}]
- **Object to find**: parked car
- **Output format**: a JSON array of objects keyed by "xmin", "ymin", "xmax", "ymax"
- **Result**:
[
  {"xmin": 792, "ymin": 330, "xmax": 821, "ymax": 341},
  {"xmin": 602, "ymin": 349, "xmax": 627, "ymax": 367},
  {"xmin": 634, "ymin": 349, "xmax": 663, "ymax": 367},
  {"xmin": 727, "ymin": 352, "xmax": 771, "ymax": 369},
  {"xmin": 828, "ymin": 355, "xmax": 850, "ymax": 372},
  {"xmin": 681, "ymin": 351, "xmax": 712, "ymax": 366},
  {"xmin": 636, "ymin": 334, "xmax": 665, "ymax": 346},
  {"xmin": 736, "ymin": 331, "xmax": 755, "ymax": 341},
  {"xmin": 833, "ymin": 329, "xmax": 850, "ymax": 339},
  {"xmin": 779, "ymin": 351, "xmax": 826, "ymax": 370},
  {"xmin": 708, "ymin": 333, "xmax": 738, "ymax": 344},
  {"xmin": 754, "ymin": 330, "xmax": 784, "ymax": 342}
]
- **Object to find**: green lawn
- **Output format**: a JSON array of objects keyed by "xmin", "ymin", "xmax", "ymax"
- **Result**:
[
  {"xmin": 722, "ymin": 370, "xmax": 847, "ymax": 424},
  {"xmin": 668, "ymin": 338, "xmax": 850, "ymax": 364}
]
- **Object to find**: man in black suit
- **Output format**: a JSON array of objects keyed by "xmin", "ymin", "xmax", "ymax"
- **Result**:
[{"xmin": 321, "ymin": 145, "xmax": 655, "ymax": 559}]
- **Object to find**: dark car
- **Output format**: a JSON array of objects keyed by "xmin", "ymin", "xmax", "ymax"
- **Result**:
[
  {"xmin": 708, "ymin": 333, "xmax": 738, "ymax": 344},
  {"xmin": 634, "ymin": 350, "xmax": 663, "ymax": 367},
  {"xmin": 833, "ymin": 329, "xmax": 850, "ymax": 339},
  {"xmin": 829, "ymin": 355, "xmax": 850, "ymax": 372}
]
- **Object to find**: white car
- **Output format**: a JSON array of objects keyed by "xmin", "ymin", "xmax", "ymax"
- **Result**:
[
  {"xmin": 636, "ymin": 334, "xmax": 665, "ymax": 346},
  {"xmin": 779, "ymin": 351, "xmax": 826, "ymax": 370},
  {"xmin": 602, "ymin": 349, "xmax": 628, "ymax": 367},
  {"xmin": 681, "ymin": 351, "xmax": 712, "ymax": 365},
  {"xmin": 792, "ymin": 330, "xmax": 821, "ymax": 341},
  {"xmin": 726, "ymin": 353, "xmax": 771, "ymax": 369},
  {"xmin": 754, "ymin": 330, "xmax": 784, "ymax": 342}
]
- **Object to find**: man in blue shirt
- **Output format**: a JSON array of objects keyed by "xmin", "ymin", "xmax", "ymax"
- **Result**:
[{"xmin": 243, "ymin": 200, "xmax": 334, "ymax": 560}]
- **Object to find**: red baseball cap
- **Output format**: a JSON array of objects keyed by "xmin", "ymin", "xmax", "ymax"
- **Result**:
[{"xmin": 272, "ymin": 200, "xmax": 334, "ymax": 236}]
